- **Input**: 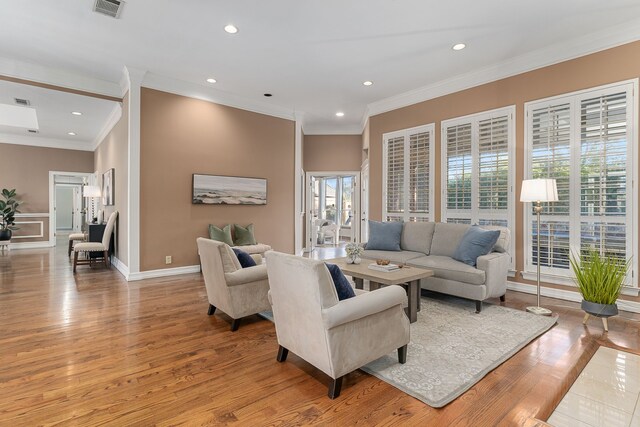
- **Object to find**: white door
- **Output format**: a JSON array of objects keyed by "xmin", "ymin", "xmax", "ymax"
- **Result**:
[
  {"xmin": 72, "ymin": 186, "xmax": 83, "ymax": 232},
  {"xmin": 360, "ymin": 162, "xmax": 369, "ymax": 242},
  {"xmin": 306, "ymin": 175, "xmax": 318, "ymax": 252}
]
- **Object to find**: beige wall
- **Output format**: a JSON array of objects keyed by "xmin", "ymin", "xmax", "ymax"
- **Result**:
[
  {"xmin": 139, "ymin": 88, "xmax": 295, "ymax": 271},
  {"xmin": 368, "ymin": 40, "xmax": 640, "ymax": 296},
  {"xmin": 304, "ymin": 134, "xmax": 363, "ymax": 172},
  {"xmin": 0, "ymin": 143, "xmax": 94, "ymax": 243},
  {"xmin": 94, "ymin": 93, "xmax": 129, "ymax": 265}
]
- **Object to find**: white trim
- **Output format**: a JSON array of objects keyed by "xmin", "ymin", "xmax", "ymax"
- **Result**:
[
  {"xmin": 507, "ymin": 281, "xmax": 640, "ymax": 313},
  {"xmin": 382, "ymin": 123, "xmax": 435, "ymax": 222},
  {"xmin": 8, "ymin": 241, "xmax": 54, "ymax": 250},
  {"xmin": 91, "ymin": 103, "xmax": 123, "ymax": 150},
  {"xmin": 142, "ymin": 72, "xmax": 295, "ymax": 122},
  {"xmin": 294, "ymin": 114, "xmax": 304, "ymax": 255},
  {"xmin": 0, "ymin": 132, "xmax": 94, "ymax": 151},
  {"xmin": 12, "ymin": 220, "xmax": 44, "ymax": 239},
  {"xmin": 520, "ymin": 272, "xmax": 640, "ymax": 296},
  {"xmin": 128, "ymin": 265, "xmax": 201, "ymax": 281},
  {"xmin": 15, "ymin": 213, "xmax": 49, "ymax": 218},
  {"xmin": 302, "ymin": 124, "xmax": 365, "ymax": 136},
  {"xmin": 367, "ymin": 19, "xmax": 640, "ymax": 118},
  {"xmin": 111, "ymin": 256, "xmax": 130, "ymax": 280},
  {"xmin": 0, "ymin": 55, "xmax": 122, "ymax": 98}
]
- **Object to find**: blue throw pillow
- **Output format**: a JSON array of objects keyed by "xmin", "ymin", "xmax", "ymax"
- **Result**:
[
  {"xmin": 232, "ymin": 248, "xmax": 257, "ymax": 268},
  {"xmin": 452, "ymin": 226, "xmax": 501, "ymax": 266},
  {"xmin": 365, "ymin": 220, "xmax": 403, "ymax": 251},
  {"xmin": 325, "ymin": 263, "xmax": 356, "ymax": 301}
]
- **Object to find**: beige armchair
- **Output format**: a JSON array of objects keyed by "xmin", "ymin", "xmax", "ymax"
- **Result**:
[
  {"xmin": 73, "ymin": 211, "xmax": 117, "ymax": 273},
  {"xmin": 265, "ymin": 251, "xmax": 410, "ymax": 399},
  {"xmin": 196, "ymin": 238, "xmax": 270, "ymax": 331}
]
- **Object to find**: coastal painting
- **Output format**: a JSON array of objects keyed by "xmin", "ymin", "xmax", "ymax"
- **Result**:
[{"xmin": 192, "ymin": 174, "xmax": 267, "ymax": 205}]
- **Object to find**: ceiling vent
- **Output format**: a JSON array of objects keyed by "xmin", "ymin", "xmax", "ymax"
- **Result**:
[
  {"xmin": 27, "ymin": 129, "xmax": 39, "ymax": 134},
  {"xmin": 14, "ymin": 98, "xmax": 30, "ymax": 106},
  {"xmin": 93, "ymin": 0, "xmax": 124, "ymax": 18}
]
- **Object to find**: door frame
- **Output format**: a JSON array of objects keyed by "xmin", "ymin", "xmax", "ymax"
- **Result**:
[
  {"xmin": 360, "ymin": 160, "xmax": 370, "ymax": 242},
  {"xmin": 49, "ymin": 171, "xmax": 93, "ymax": 246},
  {"xmin": 304, "ymin": 171, "xmax": 361, "ymax": 251}
]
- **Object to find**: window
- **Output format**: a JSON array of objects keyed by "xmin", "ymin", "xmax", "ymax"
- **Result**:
[
  {"xmin": 524, "ymin": 80, "xmax": 636, "ymax": 285},
  {"xmin": 383, "ymin": 124, "xmax": 435, "ymax": 222},
  {"xmin": 441, "ymin": 107, "xmax": 516, "ymax": 263}
]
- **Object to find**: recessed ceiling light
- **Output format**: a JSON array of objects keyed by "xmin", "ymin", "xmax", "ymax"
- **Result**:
[
  {"xmin": 363, "ymin": 81, "xmax": 373, "ymax": 86},
  {"xmin": 264, "ymin": 93, "xmax": 272, "ymax": 97},
  {"xmin": 68, "ymin": 132, "xmax": 76, "ymax": 136},
  {"xmin": 224, "ymin": 24, "xmax": 238, "ymax": 34},
  {"xmin": 452, "ymin": 43, "xmax": 466, "ymax": 51},
  {"xmin": 206, "ymin": 78, "xmax": 217, "ymax": 83},
  {"xmin": 71, "ymin": 111, "xmax": 82, "ymax": 116},
  {"xmin": 336, "ymin": 112, "xmax": 345, "ymax": 117}
]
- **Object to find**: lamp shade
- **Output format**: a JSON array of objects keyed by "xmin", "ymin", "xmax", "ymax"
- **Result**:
[
  {"xmin": 520, "ymin": 179, "xmax": 558, "ymax": 202},
  {"xmin": 83, "ymin": 185, "xmax": 101, "ymax": 198}
]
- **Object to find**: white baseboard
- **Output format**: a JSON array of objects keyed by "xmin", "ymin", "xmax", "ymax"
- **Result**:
[
  {"xmin": 127, "ymin": 265, "xmax": 201, "ymax": 281},
  {"xmin": 7, "ymin": 241, "xmax": 54, "ymax": 250},
  {"xmin": 507, "ymin": 281, "xmax": 640, "ymax": 314},
  {"xmin": 111, "ymin": 256, "xmax": 130, "ymax": 279}
]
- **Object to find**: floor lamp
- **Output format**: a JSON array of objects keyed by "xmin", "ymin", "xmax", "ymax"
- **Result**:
[{"xmin": 520, "ymin": 178, "xmax": 558, "ymax": 316}]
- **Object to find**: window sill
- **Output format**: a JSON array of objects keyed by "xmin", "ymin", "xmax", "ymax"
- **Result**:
[{"xmin": 520, "ymin": 271, "xmax": 639, "ymax": 297}]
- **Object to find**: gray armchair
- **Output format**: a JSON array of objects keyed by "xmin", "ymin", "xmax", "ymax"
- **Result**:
[
  {"xmin": 265, "ymin": 251, "xmax": 410, "ymax": 398},
  {"xmin": 197, "ymin": 238, "xmax": 270, "ymax": 331}
]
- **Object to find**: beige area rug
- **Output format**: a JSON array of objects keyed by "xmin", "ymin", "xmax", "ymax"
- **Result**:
[{"xmin": 360, "ymin": 294, "xmax": 557, "ymax": 407}]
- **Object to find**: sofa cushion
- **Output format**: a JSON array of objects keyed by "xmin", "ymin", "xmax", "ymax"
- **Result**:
[
  {"xmin": 366, "ymin": 220, "xmax": 403, "ymax": 251},
  {"xmin": 325, "ymin": 263, "xmax": 356, "ymax": 300},
  {"xmin": 479, "ymin": 225, "xmax": 511, "ymax": 253},
  {"xmin": 429, "ymin": 222, "xmax": 470, "ymax": 257},
  {"xmin": 234, "ymin": 223, "xmax": 257, "ymax": 246},
  {"xmin": 401, "ymin": 221, "xmax": 435, "ymax": 254},
  {"xmin": 232, "ymin": 243, "xmax": 272, "ymax": 255},
  {"xmin": 408, "ymin": 255, "xmax": 486, "ymax": 285},
  {"xmin": 232, "ymin": 248, "xmax": 257, "ymax": 268},
  {"xmin": 209, "ymin": 224, "xmax": 234, "ymax": 246},
  {"xmin": 452, "ymin": 226, "xmax": 501, "ymax": 266},
  {"xmin": 360, "ymin": 249, "xmax": 425, "ymax": 264}
]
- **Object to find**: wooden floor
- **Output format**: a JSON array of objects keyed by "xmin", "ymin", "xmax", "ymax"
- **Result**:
[{"xmin": 1, "ymin": 243, "xmax": 640, "ymax": 426}]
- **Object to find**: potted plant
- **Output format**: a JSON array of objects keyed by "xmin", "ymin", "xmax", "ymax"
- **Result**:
[
  {"xmin": 569, "ymin": 248, "xmax": 631, "ymax": 332},
  {"xmin": 345, "ymin": 242, "xmax": 364, "ymax": 264},
  {"xmin": 0, "ymin": 188, "xmax": 20, "ymax": 241}
]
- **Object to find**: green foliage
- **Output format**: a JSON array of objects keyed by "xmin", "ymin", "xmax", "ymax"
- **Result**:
[
  {"xmin": 0, "ymin": 188, "xmax": 20, "ymax": 231},
  {"xmin": 569, "ymin": 249, "xmax": 630, "ymax": 305}
]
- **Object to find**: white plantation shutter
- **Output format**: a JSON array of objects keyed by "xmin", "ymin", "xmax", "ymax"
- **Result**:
[
  {"xmin": 383, "ymin": 124, "xmax": 434, "ymax": 222},
  {"xmin": 442, "ymin": 107, "xmax": 515, "ymax": 267},
  {"xmin": 525, "ymin": 82, "xmax": 635, "ymax": 285}
]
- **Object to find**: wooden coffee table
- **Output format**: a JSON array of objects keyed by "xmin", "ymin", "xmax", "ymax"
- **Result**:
[{"xmin": 325, "ymin": 258, "xmax": 433, "ymax": 323}]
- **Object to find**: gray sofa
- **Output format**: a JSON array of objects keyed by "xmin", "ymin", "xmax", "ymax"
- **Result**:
[{"xmin": 361, "ymin": 222, "xmax": 511, "ymax": 312}]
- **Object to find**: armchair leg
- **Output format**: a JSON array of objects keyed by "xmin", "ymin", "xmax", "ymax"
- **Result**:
[
  {"xmin": 398, "ymin": 345, "xmax": 408, "ymax": 364},
  {"xmin": 328, "ymin": 376, "xmax": 343, "ymax": 399},
  {"xmin": 230, "ymin": 318, "xmax": 241, "ymax": 332},
  {"xmin": 103, "ymin": 251, "xmax": 109, "ymax": 268},
  {"xmin": 500, "ymin": 294, "xmax": 506, "ymax": 302},
  {"xmin": 68, "ymin": 240, "xmax": 73, "ymax": 257},
  {"xmin": 276, "ymin": 345, "xmax": 288, "ymax": 362},
  {"xmin": 475, "ymin": 300, "xmax": 482, "ymax": 313},
  {"xmin": 73, "ymin": 251, "xmax": 78, "ymax": 273},
  {"xmin": 207, "ymin": 304, "xmax": 216, "ymax": 315}
]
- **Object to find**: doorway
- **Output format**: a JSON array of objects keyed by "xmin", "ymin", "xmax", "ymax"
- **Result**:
[
  {"xmin": 49, "ymin": 171, "xmax": 94, "ymax": 246},
  {"xmin": 360, "ymin": 161, "xmax": 369, "ymax": 242},
  {"xmin": 305, "ymin": 172, "xmax": 360, "ymax": 252}
]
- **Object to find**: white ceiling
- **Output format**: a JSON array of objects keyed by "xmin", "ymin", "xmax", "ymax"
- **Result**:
[
  {"xmin": 1, "ymin": 0, "xmax": 640, "ymax": 135},
  {"xmin": 0, "ymin": 79, "xmax": 118, "ymax": 148}
]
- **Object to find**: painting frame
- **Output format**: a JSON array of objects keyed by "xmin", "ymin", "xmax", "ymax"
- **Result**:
[
  {"xmin": 102, "ymin": 168, "xmax": 115, "ymax": 206},
  {"xmin": 192, "ymin": 174, "xmax": 267, "ymax": 205}
]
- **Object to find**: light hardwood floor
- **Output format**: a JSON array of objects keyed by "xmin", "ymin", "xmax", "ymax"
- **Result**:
[{"xmin": 1, "ymin": 242, "xmax": 639, "ymax": 425}]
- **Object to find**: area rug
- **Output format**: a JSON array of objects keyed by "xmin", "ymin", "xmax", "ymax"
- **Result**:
[
  {"xmin": 259, "ymin": 294, "xmax": 557, "ymax": 408},
  {"xmin": 360, "ymin": 295, "xmax": 557, "ymax": 407}
]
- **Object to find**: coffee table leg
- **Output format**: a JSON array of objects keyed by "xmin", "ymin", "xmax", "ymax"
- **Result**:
[
  {"xmin": 406, "ymin": 280, "xmax": 418, "ymax": 323},
  {"xmin": 416, "ymin": 281, "xmax": 421, "ymax": 312},
  {"xmin": 353, "ymin": 277, "xmax": 364, "ymax": 290},
  {"xmin": 369, "ymin": 281, "xmax": 380, "ymax": 291}
]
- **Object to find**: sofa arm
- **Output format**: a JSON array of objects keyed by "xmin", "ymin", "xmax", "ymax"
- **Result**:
[
  {"xmin": 224, "ymin": 264, "xmax": 268, "ymax": 286},
  {"xmin": 476, "ymin": 252, "xmax": 510, "ymax": 298},
  {"xmin": 322, "ymin": 285, "xmax": 407, "ymax": 329},
  {"xmin": 250, "ymin": 253, "xmax": 263, "ymax": 265}
]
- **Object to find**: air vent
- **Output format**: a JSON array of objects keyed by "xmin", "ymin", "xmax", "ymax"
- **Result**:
[
  {"xmin": 93, "ymin": 0, "xmax": 124, "ymax": 18},
  {"xmin": 27, "ymin": 129, "xmax": 39, "ymax": 134},
  {"xmin": 14, "ymin": 98, "xmax": 30, "ymax": 106}
]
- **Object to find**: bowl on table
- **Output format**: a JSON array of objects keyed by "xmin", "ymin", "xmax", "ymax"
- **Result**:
[{"xmin": 376, "ymin": 259, "xmax": 390, "ymax": 266}]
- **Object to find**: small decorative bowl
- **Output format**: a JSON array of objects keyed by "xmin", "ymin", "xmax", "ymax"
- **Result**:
[{"xmin": 376, "ymin": 259, "xmax": 390, "ymax": 266}]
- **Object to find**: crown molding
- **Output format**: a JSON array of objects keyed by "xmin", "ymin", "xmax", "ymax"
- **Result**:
[
  {"xmin": 142, "ymin": 73, "xmax": 296, "ymax": 122},
  {"xmin": 367, "ymin": 19, "xmax": 640, "ymax": 118},
  {"xmin": 0, "ymin": 56, "xmax": 122, "ymax": 98},
  {"xmin": 302, "ymin": 124, "xmax": 364, "ymax": 135},
  {"xmin": 91, "ymin": 103, "xmax": 123, "ymax": 150},
  {"xmin": 0, "ymin": 132, "xmax": 94, "ymax": 151}
]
